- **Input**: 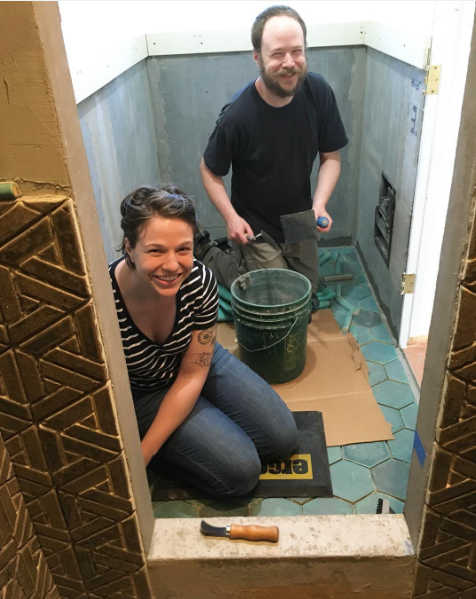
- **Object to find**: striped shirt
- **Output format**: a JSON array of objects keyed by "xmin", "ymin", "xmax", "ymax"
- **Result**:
[{"xmin": 109, "ymin": 257, "xmax": 219, "ymax": 391}]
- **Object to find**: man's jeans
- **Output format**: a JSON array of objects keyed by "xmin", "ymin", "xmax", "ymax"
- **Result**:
[{"xmin": 132, "ymin": 343, "xmax": 298, "ymax": 497}]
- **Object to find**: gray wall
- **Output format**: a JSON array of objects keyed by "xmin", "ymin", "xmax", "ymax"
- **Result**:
[
  {"xmin": 78, "ymin": 59, "xmax": 161, "ymax": 263},
  {"xmin": 147, "ymin": 47, "xmax": 366, "ymax": 240},
  {"xmin": 356, "ymin": 48, "xmax": 425, "ymax": 332}
]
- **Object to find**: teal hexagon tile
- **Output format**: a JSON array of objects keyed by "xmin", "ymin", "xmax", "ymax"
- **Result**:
[
  {"xmin": 367, "ymin": 361, "xmax": 388, "ymax": 386},
  {"xmin": 336, "ymin": 247, "xmax": 354, "ymax": 254},
  {"xmin": 343, "ymin": 442, "xmax": 391, "ymax": 467},
  {"xmin": 327, "ymin": 446, "xmax": 342, "ymax": 465},
  {"xmin": 360, "ymin": 296, "xmax": 379, "ymax": 312},
  {"xmin": 330, "ymin": 460, "xmax": 375, "ymax": 502},
  {"xmin": 370, "ymin": 324, "xmax": 395, "ymax": 344},
  {"xmin": 372, "ymin": 380, "xmax": 416, "ymax": 409},
  {"xmin": 331, "ymin": 304, "xmax": 348, "ymax": 328},
  {"xmin": 250, "ymin": 498, "xmax": 302, "ymax": 517},
  {"xmin": 401, "ymin": 402, "xmax": 418, "ymax": 430},
  {"xmin": 303, "ymin": 497, "xmax": 354, "ymax": 515},
  {"xmin": 320, "ymin": 262, "xmax": 337, "ymax": 277},
  {"xmin": 353, "ymin": 273, "xmax": 369, "ymax": 285},
  {"xmin": 288, "ymin": 497, "xmax": 313, "ymax": 505},
  {"xmin": 342, "ymin": 251, "xmax": 360, "ymax": 263},
  {"xmin": 200, "ymin": 499, "xmax": 250, "ymax": 518},
  {"xmin": 355, "ymin": 492, "xmax": 405, "ymax": 514},
  {"xmin": 153, "ymin": 501, "xmax": 199, "ymax": 518},
  {"xmin": 350, "ymin": 324, "xmax": 373, "ymax": 345},
  {"xmin": 372, "ymin": 459, "xmax": 410, "ymax": 500},
  {"xmin": 342, "ymin": 261, "xmax": 363, "ymax": 275},
  {"xmin": 353, "ymin": 310, "xmax": 382, "ymax": 328},
  {"xmin": 385, "ymin": 359, "xmax": 408, "ymax": 383},
  {"xmin": 361, "ymin": 342, "xmax": 398, "ymax": 364},
  {"xmin": 342, "ymin": 285, "xmax": 371, "ymax": 300},
  {"xmin": 388, "ymin": 429, "xmax": 415, "ymax": 463},
  {"xmin": 379, "ymin": 405, "xmax": 404, "ymax": 433}
]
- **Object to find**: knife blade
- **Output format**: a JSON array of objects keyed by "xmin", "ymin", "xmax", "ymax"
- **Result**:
[{"xmin": 200, "ymin": 520, "xmax": 279, "ymax": 542}]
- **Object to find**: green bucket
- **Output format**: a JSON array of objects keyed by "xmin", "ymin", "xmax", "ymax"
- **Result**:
[{"xmin": 231, "ymin": 269, "xmax": 311, "ymax": 384}]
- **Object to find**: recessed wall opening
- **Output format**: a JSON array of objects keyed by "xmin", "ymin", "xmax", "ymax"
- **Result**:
[{"xmin": 52, "ymin": 0, "xmax": 476, "ymax": 596}]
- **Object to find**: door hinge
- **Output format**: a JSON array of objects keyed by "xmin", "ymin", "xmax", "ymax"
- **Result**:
[
  {"xmin": 423, "ymin": 65, "xmax": 441, "ymax": 95},
  {"xmin": 401, "ymin": 273, "xmax": 416, "ymax": 294}
]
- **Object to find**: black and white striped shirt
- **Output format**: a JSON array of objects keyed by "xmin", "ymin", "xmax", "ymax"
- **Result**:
[{"xmin": 109, "ymin": 257, "xmax": 218, "ymax": 391}]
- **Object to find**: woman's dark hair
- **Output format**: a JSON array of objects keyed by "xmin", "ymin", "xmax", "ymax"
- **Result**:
[
  {"xmin": 251, "ymin": 5, "xmax": 307, "ymax": 53},
  {"xmin": 119, "ymin": 184, "xmax": 197, "ymax": 268}
]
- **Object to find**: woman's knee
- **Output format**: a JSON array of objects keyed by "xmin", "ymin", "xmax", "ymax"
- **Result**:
[
  {"xmin": 266, "ymin": 411, "xmax": 299, "ymax": 459},
  {"xmin": 214, "ymin": 450, "xmax": 262, "ymax": 497}
]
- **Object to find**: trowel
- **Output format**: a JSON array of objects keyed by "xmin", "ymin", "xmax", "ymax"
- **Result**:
[{"xmin": 281, "ymin": 210, "xmax": 329, "ymax": 243}]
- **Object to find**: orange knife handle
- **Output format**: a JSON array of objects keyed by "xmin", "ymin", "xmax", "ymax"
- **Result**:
[{"xmin": 229, "ymin": 524, "xmax": 279, "ymax": 542}]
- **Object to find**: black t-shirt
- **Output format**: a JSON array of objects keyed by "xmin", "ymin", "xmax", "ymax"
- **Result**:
[{"xmin": 203, "ymin": 72, "xmax": 348, "ymax": 242}]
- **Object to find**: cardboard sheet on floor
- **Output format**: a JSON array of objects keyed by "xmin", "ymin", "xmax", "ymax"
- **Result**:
[
  {"xmin": 217, "ymin": 309, "xmax": 393, "ymax": 447},
  {"xmin": 150, "ymin": 411, "xmax": 332, "ymax": 501}
]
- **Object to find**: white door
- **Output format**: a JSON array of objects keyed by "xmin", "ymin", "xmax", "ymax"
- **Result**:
[{"xmin": 399, "ymin": 0, "xmax": 475, "ymax": 348}]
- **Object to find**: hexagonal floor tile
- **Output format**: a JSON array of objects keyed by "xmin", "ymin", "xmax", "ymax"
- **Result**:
[
  {"xmin": 327, "ymin": 446, "xmax": 343, "ymax": 465},
  {"xmin": 342, "ymin": 261, "xmax": 363, "ymax": 275},
  {"xmin": 303, "ymin": 498, "xmax": 354, "ymax": 515},
  {"xmin": 370, "ymin": 324, "xmax": 395, "ymax": 344},
  {"xmin": 353, "ymin": 310, "xmax": 383, "ymax": 328},
  {"xmin": 153, "ymin": 501, "xmax": 199, "ymax": 518},
  {"xmin": 350, "ymin": 324, "xmax": 373, "ymax": 345},
  {"xmin": 330, "ymin": 460, "xmax": 375, "ymax": 502},
  {"xmin": 372, "ymin": 380, "xmax": 416, "ymax": 409},
  {"xmin": 355, "ymin": 492, "xmax": 405, "ymax": 514},
  {"xmin": 361, "ymin": 342, "xmax": 398, "ymax": 365},
  {"xmin": 367, "ymin": 361, "xmax": 388, "ymax": 386},
  {"xmin": 388, "ymin": 429, "xmax": 415, "ymax": 463},
  {"xmin": 288, "ymin": 497, "xmax": 313, "ymax": 505},
  {"xmin": 379, "ymin": 405, "xmax": 405, "ymax": 434},
  {"xmin": 360, "ymin": 296, "xmax": 379, "ymax": 312},
  {"xmin": 352, "ymin": 273, "xmax": 369, "ymax": 285},
  {"xmin": 320, "ymin": 262, "xmax": 337, "ymax": 277},
  {"xmin": 342, "ymin": 250, "xmax": 360, "ymax": 262},
  {"xmin": 401, "ymin": 402, "xmax": 418, "ymax": 430},
  {"xmin": 372, "ymin": 460, "xmax": 410, "ymax": 500},
  {"xmin": 343, "ymin": 442, "xmax": 391, "ymax": 467},
  {"xmin": 200, "ymin": 499, "xmax": 250, "ymax": 518},
  {"xmin": 342, "ymin": 284, "xmax": 371, "ymax": 300},
  {"xmin": 250, "ymin": 498, "xmax": 302, "ymax": 517},
  {"xmin": 385, "ymin": 359, "xmax": 409, "ymax": 383}
]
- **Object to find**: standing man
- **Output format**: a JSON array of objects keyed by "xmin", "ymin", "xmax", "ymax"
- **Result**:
[{"xmin": 196, "ymin": 5, "xmax": 348, "ymax": 310}]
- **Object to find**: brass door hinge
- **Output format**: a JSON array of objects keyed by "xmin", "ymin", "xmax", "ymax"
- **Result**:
[
  {"xmin": 401, "ymin": 273, "xmax": 416, "ymax": 294},
  {"xmin": 423, "ymin": 65, "xmax": 441, "ymax": 95}
]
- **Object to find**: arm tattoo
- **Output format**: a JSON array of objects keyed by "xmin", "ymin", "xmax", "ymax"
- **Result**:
[
  {"xmin": 198, "ymin": 327, "xmax": 216, "ymax": 346},
  {"xmin": 194, "ymin": 351, "xmax": 213, "ymax": 367}
]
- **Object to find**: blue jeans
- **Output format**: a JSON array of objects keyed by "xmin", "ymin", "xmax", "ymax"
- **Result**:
[{"xmin": 132, "ymin": 343, "xmax": 298, "ymax": 497}]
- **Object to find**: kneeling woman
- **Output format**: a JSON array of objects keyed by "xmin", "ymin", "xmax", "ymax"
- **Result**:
[{"xmin": 110, "ymin": 184, "xmax": 298, "ymax": 497}]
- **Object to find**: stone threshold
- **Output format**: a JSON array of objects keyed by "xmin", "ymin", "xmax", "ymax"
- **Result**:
[{"xmin": 147, "ymin": 515, "xmax": 416, "ymax": 598}]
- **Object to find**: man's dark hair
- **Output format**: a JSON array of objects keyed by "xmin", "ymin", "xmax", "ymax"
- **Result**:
[
  {"xmin": 119, "ymin": 184, "xmax": 197, "ymax": 268},
  {"xmin": 251, "ymin": 5, "xmax": 307, "ymax": 52}
]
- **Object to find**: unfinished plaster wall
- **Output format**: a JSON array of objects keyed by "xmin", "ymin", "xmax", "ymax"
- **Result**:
[
  {"xmin": 406, "ymin": 13, "xmax": 476, "ymax": 597},
  {"xmin": 0, "ymin": 3, "xmax": 153, "ymax": 597},
  {"xmin": 77, "ymin": 60, "xmax": 160, "ymax": 263},
  {"xmin": 356, "ymin": 48, "xmax": 426, "ymax": 334},
  {"xmin": 147, "ymin": 46, "xmax": 365, "ymax": 241}
]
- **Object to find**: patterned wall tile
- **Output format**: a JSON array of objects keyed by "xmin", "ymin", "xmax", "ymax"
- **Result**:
[
  {"xmin": 0, "ymin": 195, "xmax": 151, "ymax": 599},
  {"xmin": 414, "ymin": 199, "xmax": 476, "ymax": 597},
  {"xmin": 0, "ymin": 431, "xmax": 59, "ymax": 599}
]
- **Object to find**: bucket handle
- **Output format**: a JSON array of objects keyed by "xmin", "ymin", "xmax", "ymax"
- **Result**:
[{"xmin": 237, "ymin": 316, "xmax": 300, "ymax": 353}]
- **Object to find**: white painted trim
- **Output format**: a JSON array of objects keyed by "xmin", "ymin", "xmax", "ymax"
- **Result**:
[
  {"xmin": 72, "ymin": 22, "xmax": 430, "ymax": 103},
  {"xmin": 72, "ymin": 35, "xmax": 148, "ymax": 104}
]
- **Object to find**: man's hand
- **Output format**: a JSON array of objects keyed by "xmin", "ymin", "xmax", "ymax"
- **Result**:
[
  {"xmin": 226, "ymin": 214, "xmax": 254, "ymax": 244},
  {"xmin": 313, "ymin": 206, "xmax": 333, "ymax": 232}
]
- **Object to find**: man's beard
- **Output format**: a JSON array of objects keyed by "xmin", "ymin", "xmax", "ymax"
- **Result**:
[{"xmin": 258, "ymin": 57, "xmax": 307, "ymax": 98}]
